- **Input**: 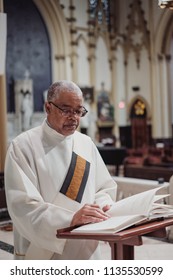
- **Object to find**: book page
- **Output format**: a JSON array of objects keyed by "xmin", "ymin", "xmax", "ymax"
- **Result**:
[
  {"xmin": 107, "ymin": 186, "xmax": 165, "ymax": 217},
  {"xmin": 149, "ymin": 202, "xmax": 173, "ymax": 218},
  {"xmin": 72, "ymin": 186, "xmax": 172, "ymax": 234},
  {"xmin": 153, "ymin": 194, "xmax": 170, "ymax": 202},
  {"xmin": 73, "ymin": 214, "xmax": 146, "ymax": 234}
]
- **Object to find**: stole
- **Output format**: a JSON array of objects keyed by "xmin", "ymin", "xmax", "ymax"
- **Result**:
[{"xmin": 60, "ymin": 152, "xmax": 90, "ymax": 202}]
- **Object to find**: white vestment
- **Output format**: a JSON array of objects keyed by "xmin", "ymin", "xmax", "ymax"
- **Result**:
[{"xmin": 5, "ymin": 119, "xmax": 117, "ymax": 260}]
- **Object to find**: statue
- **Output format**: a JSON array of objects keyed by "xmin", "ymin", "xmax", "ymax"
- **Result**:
[
  {"xmin": 80, "ymin": 99, "xmax": 91, "ymax": 135},
  {"xmin": 43, "ymin": 89, "xmax": 48, "ymax": 111},
  {"xmin": 97, "ymin": 82, "xmax": 114, "ymax": 122},
  {"xmin": 20, "ymin": 89, "xmax": 33, "ymax": 131}
]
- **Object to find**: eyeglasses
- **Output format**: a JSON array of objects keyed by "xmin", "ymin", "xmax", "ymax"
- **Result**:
[{"xmin": 49, "ymin": 101, "xmax": 88, "ymax": 117}]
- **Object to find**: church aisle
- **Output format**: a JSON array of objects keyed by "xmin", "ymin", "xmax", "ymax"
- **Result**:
[
  {"xmin": 100, "ymin": 237, "xmax": 173, "ymax": 260},
  {"xmin": 0, "ymin": 229, "xmax": 13, "ymax": 260}
]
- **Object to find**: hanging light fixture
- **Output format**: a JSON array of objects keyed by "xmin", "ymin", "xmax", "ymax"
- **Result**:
[{"xmin": 158, "ymin": 0, "xmax": 173, "ymax": 9}]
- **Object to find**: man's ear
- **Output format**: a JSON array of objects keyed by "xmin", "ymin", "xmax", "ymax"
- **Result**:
[{"xmin": 45, "ymin": 101, "xmax": 51, "ymax": 113}]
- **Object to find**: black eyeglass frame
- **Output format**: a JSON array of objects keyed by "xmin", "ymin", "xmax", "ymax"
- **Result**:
[{"xmin": 48, "ymin": 101, "xmax": 88, "ymax": 117}]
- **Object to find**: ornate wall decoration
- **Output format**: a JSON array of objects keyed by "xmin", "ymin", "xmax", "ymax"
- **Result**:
[
  {"xmin": 124, "ymin": 0, "xmax": 150, "ymax": 68},
  {"xmin": 87, "ymin": 0, "xmax": 116, "ymax": 52}
]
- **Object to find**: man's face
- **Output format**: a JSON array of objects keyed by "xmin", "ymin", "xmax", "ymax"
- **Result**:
[{"xmin": 45, "ymin": 91, "xmax": 84, "ymax": 136}]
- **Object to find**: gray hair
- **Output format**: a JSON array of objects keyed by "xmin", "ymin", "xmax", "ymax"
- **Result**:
[{"xmin": 47, "ymin": 80, "xmax": 83, "ymax": 101}]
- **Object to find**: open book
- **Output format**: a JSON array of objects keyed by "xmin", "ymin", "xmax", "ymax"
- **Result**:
[{"xmin": 73, "ymin": 186, "xmax": 173, "ymax": 234}]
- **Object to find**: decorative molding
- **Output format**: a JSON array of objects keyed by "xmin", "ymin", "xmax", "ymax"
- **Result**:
[
  {"xmin": 88, "ymin": 43, "xmax": 96, "ymax": 48},
  {"xmin": 66, "ymin": 17, "xmax": 76, "ymax": 23},
  {"xmin": 158, "ymin": 53, "xmax": 172, "ymax": 62},
  {"xmin": 70, "ymin": 41, "xmax": 78, "ymax": 46},
  {"xmin": 87, "ymin": 55, "xmax": 96, "ymax": 62},
  {"xmin": 70, "ymin": 52, "xmax": 78, "ymax": 59},
  {"xmin": 55, "ymin": 55, "xmax": 65, "ymax": 60},
  {"xmin": 166, "ymin": 54, "xmax": 172, "ymax": 61},
  {"xmin": 87, "ymin": 0, "xmax": 117, "ymax": 53},
  {"xmin": 88, "ymin": 31, "xmax": 95, "ymax": 37},
  {"xmin": 158, "ymin": 53, "xmax": 164, "ymax": 61},
  {"xmin": 124, "ymin": 0, "xmax": 150, "ymax": 68},
  {"xmin": 70, "ymin": 28, "xmax": 77, "ymax": 34}
]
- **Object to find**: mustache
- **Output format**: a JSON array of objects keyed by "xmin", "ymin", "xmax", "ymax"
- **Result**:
[{"xmin": 65, "ymin": 121, "xmax": 78, "ymax": 125}]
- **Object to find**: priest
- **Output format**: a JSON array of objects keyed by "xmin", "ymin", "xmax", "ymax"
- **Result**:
[{"xmin": 5, "ymin": 80, "xmax": 117, "ymax": 260}]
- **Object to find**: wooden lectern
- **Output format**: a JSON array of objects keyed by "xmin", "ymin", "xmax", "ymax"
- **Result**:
[{"xmin": 57, "ymin": 218, "xmax": 173, "ymax": 260}]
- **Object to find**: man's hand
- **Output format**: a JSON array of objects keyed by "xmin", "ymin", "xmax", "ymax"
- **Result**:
[
  {"xmin": 102, "ymin": 204, "xmax": 111, "ymax": 212},
  {"xmin": 71, "ymin": 204, "xmax": 111, "ymax": 227}
]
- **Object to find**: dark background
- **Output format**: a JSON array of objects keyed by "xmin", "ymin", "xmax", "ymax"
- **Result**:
[{"xmin": 4, "ymin": 0, "xmax": 52, "ymax": 112}]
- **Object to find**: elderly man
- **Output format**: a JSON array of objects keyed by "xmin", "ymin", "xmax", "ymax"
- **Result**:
[{"xmin": 5, "ymin": 80, "xmax": 117, "ymax": 260}]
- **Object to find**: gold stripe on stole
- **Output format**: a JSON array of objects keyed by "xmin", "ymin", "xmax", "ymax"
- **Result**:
[
  {"xmin": 60, "ymin": 152, "xmax": 90, "ymax": 202},
  {"xmin": 65, "ymin": 155, "xmax": 86, "ymax": 200}
]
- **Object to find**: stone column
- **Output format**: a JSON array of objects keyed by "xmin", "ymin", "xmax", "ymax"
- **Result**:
[
  {"xmin": 157, "ymin": 54, "xmax": 172, "ymax": 138},
  {"xmin": 110, "ymin": 54, "xmax": 120, "ymax": 146},
  {"xmin": 0, "ymin": 75, "xmax": 7, "ymax": 172},
  {"xmin": 0, "ymin": 1, "xmax": 7, "ymax": 172}
]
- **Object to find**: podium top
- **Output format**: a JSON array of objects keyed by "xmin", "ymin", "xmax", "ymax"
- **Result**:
[{"xmin": 56, "ymin": 218, "xmax": 173, "ymax": 243}]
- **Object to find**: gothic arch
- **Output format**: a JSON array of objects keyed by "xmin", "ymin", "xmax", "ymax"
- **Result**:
[
  {"xmin": 95, "ymin": 35, "xmax": 111, "ymax": 91},
  {"xmin": 95, "ymin": 33, "xmax": 112, "ymax": 60},
  {"xmin": 127, "ymin": 95, "xmax": 151, "ymax": 121},
  {"xmin": 155, "ymin": 9, "xmax": 173, "ymax": 54},
  {"xmin": 33, "ymin": 0, "xmax": 70, "ymax": 80},
  {"xmin": 154, "ymin": 8, "xmax": 173, "ymax": 138},
  {"xmin": 76, "ymin": 35, "xmax": 90, "ymax": 85},
  {"xmin": 76, "ymin": 34, "xmax": 88, "ymax": 47},
  {"xmin": 128, "ymin": 95, "xmax": 150, "ymax": 148}
]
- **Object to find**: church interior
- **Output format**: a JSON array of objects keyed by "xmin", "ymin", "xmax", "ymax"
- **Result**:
[{"xmin": 1, "ymin": 0, "xmax": 173, "ymax": 260}]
